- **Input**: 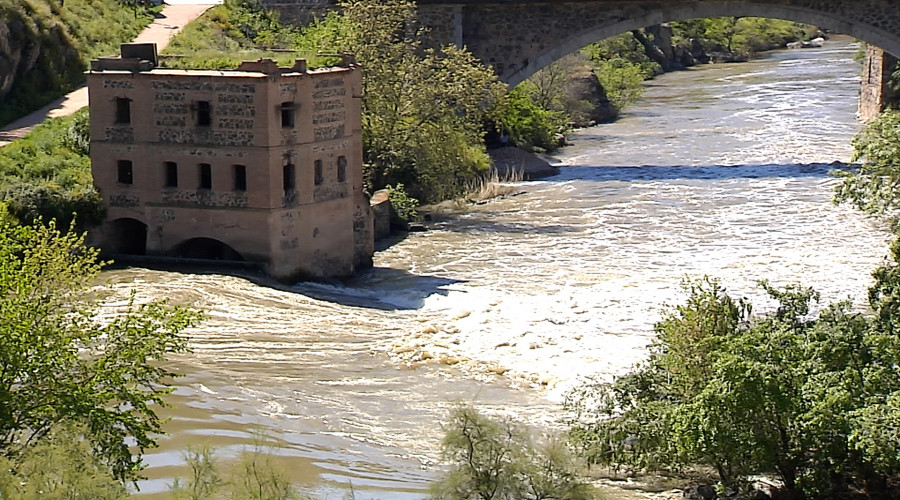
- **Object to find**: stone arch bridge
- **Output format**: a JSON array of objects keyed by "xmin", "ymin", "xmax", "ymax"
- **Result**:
[{"xmin": 269, "ymin": 0, "xmax": 900, "ymax": 87}]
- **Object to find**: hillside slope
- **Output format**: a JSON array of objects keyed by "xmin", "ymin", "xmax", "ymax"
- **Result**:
[{"xmin": 0, "ymin": 0, "xmax": 157, "ymax": 125}]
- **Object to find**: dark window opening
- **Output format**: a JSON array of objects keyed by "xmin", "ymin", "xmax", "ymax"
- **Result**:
[
  {"xmin": 199, "ymin": 163, "xmax": 212, "ymax": 190},
  {"xmin": 283, "ymin": 163, "xmax": 295, "ymax": 192},
  {"xmin": 281, "ymin": 102, "xmax": 296, "ymax": 128},
  {"xmin": 233, "ymin": 164, "xmax": 247, "ymax": 191},
  {"xmin": 171, "ymin": 238, "xmax": 244, "ymax": 261},
  {"xmin": 117, "ymin": 160, "xmax": 133, "ymax": 185},
  {"xmin": 108, "ymin": 218, "xmax": 147, "ymax": 255},
  {"xmin": 164, "ymin": 162, "xmax": 178, "ymax": 188},
  {"xmin": 337, "ymin": 156, "xmax": 347, "ymax": 183},
  {"xmin": 314, "ymin": 159, "xmax": 323, "ymax": 186},
  {"xmin": 115, "ymin": 98, "xmax": 131, "ymax": 124},
  {"xmin": 196, "ymin": 101, "xmax": 212, "ymax": 127}
]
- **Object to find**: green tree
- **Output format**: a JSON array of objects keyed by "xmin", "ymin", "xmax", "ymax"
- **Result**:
[
  {"xmin": 501, "ymin": 83, "xmax": 568, "ymax": 153},
  {"xmin": 566, "ymin": 275, "xmax": 900, "ymax": 498},
  {"xmin": 833, "ymin": 110, "xmax": 900, "ymax": 219},
  {"xmin": 298, "ymin": 0, "xmax": 507, "ymax": 202},
  {"xmin": 0, "ymin": 207, "xmax": 202, "ymax": 482}
]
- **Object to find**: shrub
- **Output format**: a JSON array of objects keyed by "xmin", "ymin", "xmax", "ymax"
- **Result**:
[{"xmin": 433, "ymin": 405, "xmax": 595, "ymax": 500}]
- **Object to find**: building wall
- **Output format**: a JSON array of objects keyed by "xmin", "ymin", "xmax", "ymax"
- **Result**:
[{"xmin": 88, "ymin": 56, "xmax": 372, "ymax": 281}]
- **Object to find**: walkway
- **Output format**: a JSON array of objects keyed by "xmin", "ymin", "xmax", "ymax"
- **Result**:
[{"xmin": 0, "ymin": 0, "xmax": 220, "ymax": 147}]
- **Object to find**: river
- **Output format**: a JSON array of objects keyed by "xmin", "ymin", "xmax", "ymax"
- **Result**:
[{"xmin": 116, "ymin": 35, "xmax": 891, "ymax": 498}]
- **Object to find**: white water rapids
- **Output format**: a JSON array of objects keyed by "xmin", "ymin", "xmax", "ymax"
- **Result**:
[{"xmin": 113, "ymin": 36, "xmax": 890, "ymax": 499}]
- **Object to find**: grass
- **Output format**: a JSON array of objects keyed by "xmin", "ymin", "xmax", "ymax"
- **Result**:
[{"xmin": 0, "ymin": 0, "xmax": 159, "ymax": 126}]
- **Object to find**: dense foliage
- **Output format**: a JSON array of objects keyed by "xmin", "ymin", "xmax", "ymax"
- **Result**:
[
  {"xmin": 669, "ymin": 17, "xmax": 819, "ymax": 56},
  {"xmin": 0, "ymin": 109, "xmax": 102, "ymax": 228},
  {"xmin": 833, "ymin": 110, "xmax": 900, "ymax": 220},
  {"xmin": 502, "ymin": 83, "xmax": 570, "ymax": 153},
  {"xmin": 0, "ymin": 0, "xmax": 157, "ymax": 125},
  {"xmin": 566, "ymin": 272, "xmax": 900, "ymax": 497},
  {"xmin": 0, "ymin": 207, "xmax": 202, "ymax": 482}
]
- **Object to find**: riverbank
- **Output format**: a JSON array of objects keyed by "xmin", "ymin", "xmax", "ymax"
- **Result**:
[{"xmin": 489, "ymin": 147, "xmax": 561, "ymax": 180}]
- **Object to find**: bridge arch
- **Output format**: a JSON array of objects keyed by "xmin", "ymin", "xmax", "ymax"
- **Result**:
[
  {"xmin": 432, "ymin": 1, "xmax": 900, "ymax": 86},
  {"xmin": 169, "ymin": 237, "xmax": 244, "ymax": 261}
]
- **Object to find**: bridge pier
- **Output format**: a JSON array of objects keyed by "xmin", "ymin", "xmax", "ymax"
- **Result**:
[{"xmin": 860, "ymin": 45, "xmax": 898, "ymax": 121}]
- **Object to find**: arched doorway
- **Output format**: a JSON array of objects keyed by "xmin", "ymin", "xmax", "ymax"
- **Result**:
[
  {"xmin": 105, "ymin": 218, "xmax": 148, "ymax": 255},
  {"xmin": 169, "ymin": 237, "xmax": 244, "ymax": 261}
]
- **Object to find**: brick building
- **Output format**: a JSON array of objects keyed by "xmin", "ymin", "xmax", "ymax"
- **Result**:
[{"xmin": 87, "ymin": 43, "xmax": 373, "ymax": 281}]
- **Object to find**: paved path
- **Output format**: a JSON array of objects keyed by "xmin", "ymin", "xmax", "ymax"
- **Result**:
[{"xmin": 0, "ymin": 1, "xmax": 219, "ymax": 147}]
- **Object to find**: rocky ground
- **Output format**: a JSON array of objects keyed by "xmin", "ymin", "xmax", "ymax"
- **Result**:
[{"xmin": 488, "ymin": 146, "xmax": 561, "ymax": 180}]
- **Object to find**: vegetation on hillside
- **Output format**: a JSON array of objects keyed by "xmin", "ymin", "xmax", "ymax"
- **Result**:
[
  {"xmin": 0, "ymin": 0, "xmax": 158, "ymax": 125},
  {"xmin": 0, "ymin": 109, "xmax": 102, "ymax": 228},
  {"xmin": 669, "ymin": 17, "xmax": 818, "ymax": 56}
]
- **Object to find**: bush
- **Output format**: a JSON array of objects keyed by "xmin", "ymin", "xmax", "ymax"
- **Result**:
[
  {"xmin": 502, "ymin": 83, "xmax": 568, "ymax": 153},
  {"xmin": 170, "ymin": 441, "xmax": 300, "ymax": 500},
  {"xmin": 0, "ymin": 425, "xmax": 128, "ymax": 500},
  {"xmin": 433, "ymin": 405, "xmax": 596, "ymax": 500}
]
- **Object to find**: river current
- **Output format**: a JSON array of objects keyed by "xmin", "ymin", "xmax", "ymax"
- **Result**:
[{"xmin": 117, "ymin": 36, "xmax": 891, "ymax": 498}]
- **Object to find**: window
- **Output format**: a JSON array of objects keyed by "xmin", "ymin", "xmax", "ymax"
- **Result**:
[
  {"xmin": 115, "ymin": 98, "xmax": 131, "ymax": 124},
  {"xmin": 337, "ymin": 156, "xmax": 347, "ymax": 183},
  {"xmin": 314, "ymin": 159, "xmax": 323, "ymax": 186},
  {"xmin": 233, "ymin": 164, "xmax": 247, "ymax": 191},
  {"xmin": 196, "ymin": 101, "xmax": 211, "ymax": 127},
  {"xmin": 199, "ymin": 163, "xmax": 212, "ymax": 190},
  {"xmin": 283, "ymin": 163, "xmax": 295, "ymax": 192},
  {"xmin": 117, "ymin": 160, "xmax": 133, "ymax": 185},
  {"xmin": 164, "ymin": 162, "xmax": 178, "ymax": 188},
  {"xmin": 280, "ymin": 102, "xmax": 296, "ymax": 128}
]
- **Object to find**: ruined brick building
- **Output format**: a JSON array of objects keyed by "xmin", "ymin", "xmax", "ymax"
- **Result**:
[{"xmin": 87, "ymin": 43, "xmax": 373, "ymax": 281}]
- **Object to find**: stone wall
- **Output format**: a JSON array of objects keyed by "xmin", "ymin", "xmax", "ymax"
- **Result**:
[{"xmin": 410, "ymin": 0, "xmax": 900, "ymax": 86}]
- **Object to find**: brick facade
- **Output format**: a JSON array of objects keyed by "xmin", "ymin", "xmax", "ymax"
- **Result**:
[{"xmin": 88, "ymin": 44, "xmax": 373, "ymax": 282}]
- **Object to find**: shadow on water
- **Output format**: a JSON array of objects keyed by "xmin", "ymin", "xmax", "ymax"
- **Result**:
[
  {"xmin": 106, "ymin": 257, "xmax": 464, "ymax": 312},
  {"xmin": 297, "ymin": 266, "xmax": 465, "ymax": 311},
  {"xmin": 543, "ymin": 161, "xmax": 857, "ymax": 183},
  {"xmin": 442, "ymin": 218, "xmax": 583, "ymax": 236}
]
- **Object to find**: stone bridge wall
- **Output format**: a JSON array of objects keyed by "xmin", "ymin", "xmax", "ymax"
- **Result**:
[{"xmin": 266, "ymin": 0, "xmax": 900, "ymax": 112}]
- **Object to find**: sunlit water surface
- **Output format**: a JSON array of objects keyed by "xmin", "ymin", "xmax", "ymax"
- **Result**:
[{"xmin": 114, "ymin": 37, "xmax": 890, "ymax": 498}]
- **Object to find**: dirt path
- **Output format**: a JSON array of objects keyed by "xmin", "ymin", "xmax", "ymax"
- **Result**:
[{"xmin": 0, "ymin": 1, "xmax": 219, "ymax": 147}]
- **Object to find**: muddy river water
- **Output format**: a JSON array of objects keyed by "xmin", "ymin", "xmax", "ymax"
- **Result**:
[{"xmin": 115, "ymin": 36, "xmax": 891, "ymax": 498}]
